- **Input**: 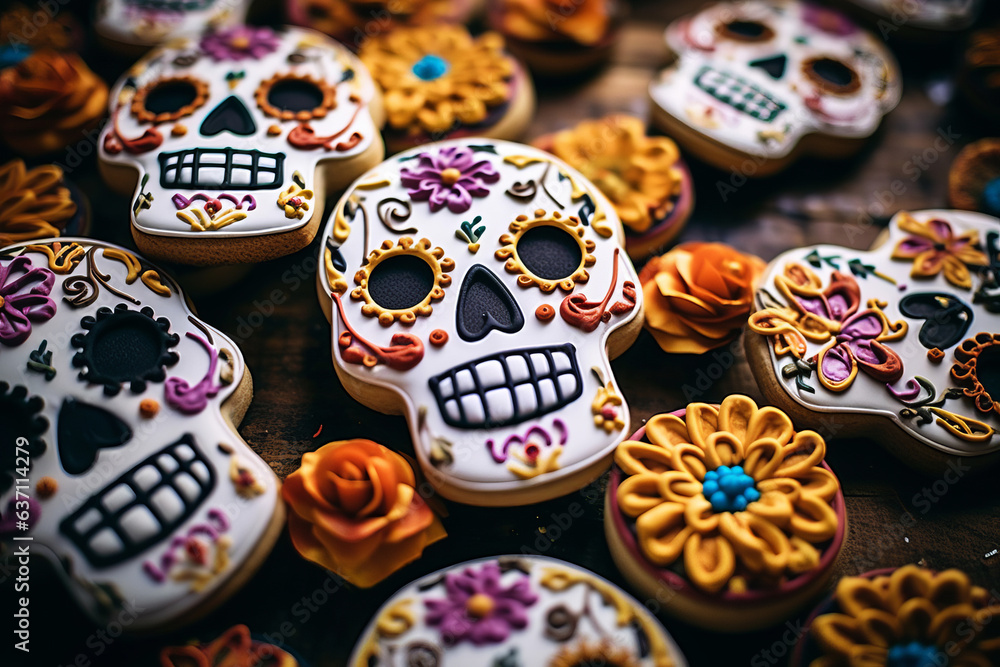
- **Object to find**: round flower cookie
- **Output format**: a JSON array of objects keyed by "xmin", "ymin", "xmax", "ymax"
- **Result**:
[
  {"xmin": 287, "ymin": 0, "xmax": 476, "ymax": 49},
  {"xmin": 0, "ymin": 51, "xmax": 108, "ymax": 157},
  {"xmin": 640, "ymin": 242, "xmax": 766, "ymax": 354},
  {"xmin": 604, "ymin": 396, "xmax": 846, "ymax": 632},
  {"xmin": 316, "ymin": 138, "xmax": 644, "ymax": 507},
  {"xmin": 950, "ymin": 139, "xmax": 1000, "ymax": 217},
  {"xmin": 532, "ymin": 115, "xmax": 694, "ymax": 258},
  {"xmin": 489, "ymin": 0, "xmax": 620, "ymax": 76},
  {"xmin": 0, "ymin": 159, "xmax": 89, "ymax": 246},
  {"xmin": 358, "ymin": 25, "xmax": 535, "ymax": 154},
  {"xmin": 648, "ymin": 0, "xmax": 901, "ymax": 177},
  {"xmin": 0, "ymin": 238, "xmax": 284, "ymax": 632},
  {"xmin": 790, "ymin": 565, "xmax": 1000, "ymax": 666},
  {"xmin": 95, "ymin": 0, "xmax": 250, "ymax": 51},
  {"xmin": 282, "ymin": 439, "xmax": 446, "ymax": 588},
  {"xmin": 745, "ymin": 209, "xmax": 1000, "ymax": 474},
  {"xmin": 98, "ymin": 25, "xmax": 385, "ymax": 266},
  {"xmin": 160, "ymin": 625, "xmax": 304, "ymax": 667},
  {"xmin": 349, "ymin": 555, "xmax": 688, "ymax": 667}
]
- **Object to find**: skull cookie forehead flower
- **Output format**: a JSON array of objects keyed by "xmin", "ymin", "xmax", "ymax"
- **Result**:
[
  {"xmin": 807, "ymin": 565, "xmax": 1000, "ymax": 667},
  {"xmin": 890, "ymin": 212, "xmax": 989, "ymax": 289},
  {"xmin": 0, "ymin": 254, "xmax": 56, "ymax": 346},
  {"xmin": 424, "ymin": 561, "xmax": 538, "ymax": 646},
  {"xmin": 615, "ymin": 396, "xmax": 840, "ymax": 594},
  {"xmin": 400, "ymin": 145, "xmax": 501, "ymax": 213},
  {"xmin": 200, "ymin": 26, "xmax": 281, "ymax": 62}
]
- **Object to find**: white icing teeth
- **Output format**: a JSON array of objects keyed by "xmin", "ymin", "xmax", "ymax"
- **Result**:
[
  {"xmin": 59, "ymin": 437, "xmax": 215, "ymax": 568},
  {"xmin": 695, "ymin": 66, "xmax": 786, "ymax": 121},
  {"xmin": 158, "ymin": 149, "xmax": 285, "ymax": 190},
  {"xmin": 429, "ymin": 345, "xmax": 583, "ymax": 429}
]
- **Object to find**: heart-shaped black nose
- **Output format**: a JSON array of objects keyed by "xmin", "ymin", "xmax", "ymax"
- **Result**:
[
  {"xmin": 899, "ymin": 292, "xmax": 973, "ymax": 350},
  {"xmin": 750, "ymin": 55, "xmax": 787, "ymax": 80},
  {"xmin": 58, "ymin": 398, "xmax": 132, "ymax": 475},
  {"xmin": 456, "ymin": 264, "xmax": 524, "ymax": 341},
  {"xmin": 200, "ymin": 96, "xmax": 256, "ymax": 137}
]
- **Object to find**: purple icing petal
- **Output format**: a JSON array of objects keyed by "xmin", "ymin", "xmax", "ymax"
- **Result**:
[
  {"xmin": 896, "ymin": 237, "xmax": 934, "ymax": 255},
  {"xmin": 887, "ymin": 378, "xmax": 921, "ymax": 401},
  {"xmin": 847, "ymin": 339, "xmax": 880, "ymax": 365},
  {"xmin": 0, "ymin": 255, "xmax": 56, "ymax": 346},
  {"xmin": 820, "ymin": 344, "xmax": 854, "ymax": 383},
  {"xmin": 468, "ymin": 616, "xmax": 512, "ymax": 645},
  {"xmin": 839, "ymin": 311, "xmax": 883, "ymax": 341},
  {"xmin": 928, "ymin": 219, "xmax": 953, "ymax": 242},
  {"xmin": 794, "ymin": 295, "xmax": 830, "ymax": 319}
]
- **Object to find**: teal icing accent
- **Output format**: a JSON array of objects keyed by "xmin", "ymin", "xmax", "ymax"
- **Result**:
[
  {"xmin": 412, "ymin": 54, "xmax": 449, "ymax": 81},
  {"xmin": 887, "ymin": 641, "xmax": 943, "ymax": 667},
  {"xmin": 983, "ymin": 177, "xmax": 1000, "ymax": 217},
  {"xmin": 702, "ymin": 465, "xmax": 759, "ymax": 512}
]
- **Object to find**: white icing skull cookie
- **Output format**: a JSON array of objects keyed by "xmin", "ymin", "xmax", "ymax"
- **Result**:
[
  {"xmin": 317, "ymin": 139, "xmax": 644, "ymax": 506},
  {"xmin": 95, "ymin": 0, "xmax": 251, "ymax": 49},
  {"xmin": 746, "ymin": 210, "xmax": 1000, "ymax": 472},
  {"xmin": 98, "ymin": 25, "xmax": 385, "ymax": 266},
  {"xmin": 0, "ymin": 238, "xmax": 283, "ymax": 631},
  {"xmin": 349, "ymin": 555, "xmax": 687, "ymax": 667},
  {"xmin": 649, "ymin": 0, "xmax": 901, "ymax": 177}
]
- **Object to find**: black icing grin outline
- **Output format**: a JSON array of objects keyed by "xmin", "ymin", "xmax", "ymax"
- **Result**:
[
  {"xmin": 59, "ymin": 435, "xmax": 215, "ymax": 569},
  {"xmin": 428, "ymin": 344, "xmax": 583, "ymax": 429},
  {"xmin": 158, "ymin": 149, "xmax": 285, "ymax": 190},
  {"xmin": 694, "ymin": 65, "xmax": 787, "ymax": 122}
]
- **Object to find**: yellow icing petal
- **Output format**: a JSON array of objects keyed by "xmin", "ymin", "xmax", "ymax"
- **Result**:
[
  {"xmin": 775, "ymin": 430, "xmax": 826, "ymax": 478},
  {"xmin": 614, "ymin": 440, "xmax": 672, "ymax": 476},
  {"xmin": 683, "ymin": 493, "xmax": 719, "ymax": 534},
  {"xmin": 787, "ymin": 535, "xmax": 821, "ymax": 573},
  {"xmin": 746, "ymin": 406, "xmax": 795, "ymax": 447},
  {"xmin": 742, "ymin": 437, "xmax": 785, "ymax": 482},
  {"xmin": 788, "ymin": 493, "xmax": 838, "ymax": 543},
  {"xmin": 746, "ymin": 488, "xmax": 794, "ymax": 526},
  {"xmin": 703, "ymin": 431, "xmax": 744, "ymax": 468},
  {"xmin": 837, "ymin": 577, "xmax": 891, "ymax": 618},
  {"xmin": 684, "ymin": 403, "xmax": 720, "ymax": 449},
  {"xmin": 683, "ymin": 532, "xmax": 735, "ymax": 594},
  {"xmin": 669, "ymin": 442, "xmax": 708, "ymax": 480},
  {"xmin": 617, "ymin": 473, "xmax": 667, "ymax": 518},
  {"xmin": 644, "ymin": 413, "xmax": 691, "ymax": 448},
  {"xmin": 635, "ymin": 501, "xmax": 692, "ymax": 566},
  {"xmin": 717, "ymin": 394, "xmax": 757, "ymax": 443},
  {"xmin": 853, "ymin": 607, "xmax": 902, "ymax": 648},
  {"xmin": 717, "ymin": 513, "xmax": 789, "ymax": 577}
]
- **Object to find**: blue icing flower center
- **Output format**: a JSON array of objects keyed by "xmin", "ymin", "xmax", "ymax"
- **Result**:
[
  {"xmin": 412, "ymin": 54, "xmax": 449, "ymax": 81},
  {"xmin": 983, "ymin": 177, "xmax": 1000, "ymax": 217},
  {"xmin": 887, "ymin": 641, "xmax": 942, "ymax": 667},
  {"xmin": 702, "ymin": 465, "xmax": 759, "ymax": 512}
]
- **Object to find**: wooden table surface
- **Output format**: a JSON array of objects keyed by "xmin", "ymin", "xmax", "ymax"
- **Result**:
[{"xmin": 4, "ymin": 1, "xmax": 1000, "ymax": 665}]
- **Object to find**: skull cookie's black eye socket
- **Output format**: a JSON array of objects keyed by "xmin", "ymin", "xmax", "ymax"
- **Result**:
[
  {"xmin": 496, "ymin": 211, "xmax": 596, "ymax": 293},
  {"xmin": 351, "ymin": 238, "xmax": 455, "ymax": 326},
  {"xmin": 132, "ymin": 77, "xmax": 209, "ymax": 123},
  {"xmin": 717, "ymin": 19, "xmax": 774, "ymax": 42},
  {"xmin": 803, "ymin": 57, "xmax": 861, "ymax": 94},
  {"xmin": 256, "ymin": 74, "xmax": 335, "ymax": 121},
  {"xmin": 517, "ymin": 226, "xmax": 583, "ymax": 281},
  {"xmin": 368, "ymin": 254, "xmax": 436, "ymax": 311}
]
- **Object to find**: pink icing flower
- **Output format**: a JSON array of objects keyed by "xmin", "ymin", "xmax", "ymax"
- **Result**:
[
  {"xmin": 802, "ymin": 4, "xmax": 857, "ymax": 36},
  {"xmin": 0, "ymin": 255, "xmax": 56, "ymax": 346},
  {"xmin": 200, "ymin": 26, "xmax": 280, "ymax": 62},
  {"xmin": 424, "ymin": 561, "xmax": 538, "ymax": 646},
  {"xmin": 401, "ymin": 146, "xmax": 500, "ymax": 214}
]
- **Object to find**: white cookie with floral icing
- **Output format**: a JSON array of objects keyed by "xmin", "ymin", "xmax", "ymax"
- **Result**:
[{"xmin": 0, "ymin": 238, "xmax": 283, "ymax": 631}]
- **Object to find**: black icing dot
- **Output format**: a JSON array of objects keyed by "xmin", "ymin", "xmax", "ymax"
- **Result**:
[
  {"xmin": 368, "ymin": 254, "xmax": 435, "ymax": 311},
  {"xmin": 71, "ymin": 304, "xmax": 179, "ymax": 396},
  {"xmin": 978, "ymin": 346, "xmax": 1000, "ymax": 399},
  {"xmin": 0, "ymin": 383, "xmax": 47, "ymax": 495},
  {"xmin": 808, "ymin": 58, "xmax": 856, "ymax": 88},
  {"xmin": 267, "ymin": 79, "xmax": 325, "ymax": 112},
  {"xmin": 517, "ymin": 226, "xmax": 582, "ymax": 281},
  {"xmin": 143, "ymin": 80, "xmax": 198, "ymax": 114}
]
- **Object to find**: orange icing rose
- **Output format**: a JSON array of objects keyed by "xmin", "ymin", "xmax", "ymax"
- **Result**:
[
  {"xmin": 160, "ymin": 625, "xmax": 299, "ymax": 667},
  {"xmin": 0, "ymin": 159, "xmax": 78, "ymax": 246},
  {"xmin": 282, "ymin": 439, "xmax": 446, "ymax": 587},
  {"xmin": 0, "ymin": 51, "xmax": 108, "ymax": 156},
  {"xmin": 497, "ymin": 0, "xmax": 612, "ymax": 46},
  {"xmin": 640, "ymin": 242, "xmax": 766, "ymax": 354}
]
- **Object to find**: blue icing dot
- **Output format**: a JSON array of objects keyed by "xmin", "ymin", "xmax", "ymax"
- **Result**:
[
  {"xmin": 887, "ymin": 641, "xmax": 942, "ymax": 667},
  {"xmin": 412, "ymin": 54, "xmax": 449, "ymax": 81},
  {"xmin": 703, "ymin": 465, "xmax": 760, "ymax": 513},
  {"xmin": 702, "ymin": 480, "xmax": 719, "ymax": 496},
  {"xmin": 983, "ymin": 177, "xmax": 1000, "ymax": 217}
]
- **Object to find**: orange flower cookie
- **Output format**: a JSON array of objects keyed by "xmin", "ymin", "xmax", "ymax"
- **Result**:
[
  {"xmin": 533, "ymin": 115, "xmax": 694, "ymax": 258},
  {"xmin": 0, "ymin": 51, "xmax": 108, "ymax": 156},
  {"xmin": 605, "ymin": 396, "xmax": 846, "ymax": 631},
  {"xmin": 287, "ymin": 0, "xmax": 475, "ymax": 47},
  {"xmin": 791, "ymin": 566, "xmax": 1000, "ymax": 666},
  {"xmin": 0, "ymin": 159, "xmax": 85, "ymax": 246},
  {"xmin": 160, "ymin": 625, "xmax": 301, "ymax": 667},
  {"xmin": 283, "ymin": 439, "xmax": 447, "ymax": 587},
  {"xmin": 640, "ymin": 242, "xmax": 766, "ymax": 354}
]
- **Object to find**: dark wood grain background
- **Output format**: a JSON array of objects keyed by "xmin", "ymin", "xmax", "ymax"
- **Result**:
[{"xmin": 3, "ymin": 1, "xmax": 1000, "ymax": 665}]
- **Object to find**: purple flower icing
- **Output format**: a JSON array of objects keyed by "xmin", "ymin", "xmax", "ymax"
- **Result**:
[
  {"xmin": 424, "ymin": 561, "xmax": 538, "ymax": 646},
  {"xmin": 0, "ymin": 255, "xmax": 56, "ymax": 347},
  {"xmin": 400, "ymin": 146, "xmax": 500, "ymax": 214},
  {"xmin": 200, "ymin": 26, "xmax": 280, "ymax": 62},
  {"xmin": 802, "ymin": 4, "xmax": 857, "ymax": 36}
]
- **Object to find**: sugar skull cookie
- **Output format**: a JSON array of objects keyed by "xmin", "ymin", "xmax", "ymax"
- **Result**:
[
  {"xmin": 649, "ymin": 0, "xmax": 901, "ymax": 177},
  {"xmin": 95, "ymin": 0, "xmax": 251, "ymax": 51},
  {"xmin": 0, "ymin": 238, "xmax": 284, "ymax": 631},
  {"xmin": 746, "ymin": 209, "xmax": 1000, "ymax": 473},
  {"xmin": 98, "ymin": 25, "xmax": 385, "ymax": 266},
  {"xmin": 317, "ymin": 139, "xmax": 644, "ymax": 506},
  {"xmin": 349, "ymin": 555, "xmax": 688, "ymax": 667}
]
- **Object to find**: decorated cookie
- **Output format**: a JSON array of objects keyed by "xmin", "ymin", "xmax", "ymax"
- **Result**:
[
  {"xmin": 649, "ymin": 0, "xmax": 901, "ymax": 177},
  {"xmin": 950, "ymin": 138, "xmax": 1000, "ymax": 217},
  {"xmin": 960, "ymin": 25, "xmax": 1000, "ymax": 120},
  {"xmin": 0, "ymin": 51, "xmax": 108, "ymax": 157},
  {"xmin": 282, "ymin": 439, "xmax": 446, "ymax": 587},
  {"xmin": 605, "ymin": 396, "xmax": 846, "ymax": 632},
  {"xmin": 0, "ymin": 3, "xmax": 84, "ymax": 68},
  {"xmin": 349, "ymin": 555, "xmax": 688, "ymax": 666},
  {"xmin": 0, "ymin": 159, "xmax": 89, "ymax": 246},
  {"xmin": 532, "ymin": 115, "xmax": 694, "ymax": 258},
  {"xmin": 746, "ymin": 209, "xmax": 1000, "ymax": 473},
  {"xmin": 98, "ymin": 25, "xmax": 385, "ymax": 266},
  {"xmin": 316, "ymin": 138, "xmax": 643, "ymax": 506},
  {"xmin": 95, "ymin": 0, "xmax": 250, "ymax": 51},
  {"xmin": 287, "ymin": 0, "xmax": 476, "ymax": 49},
  {"xmin": 0, "ymin": 238, "xmax": 284, "ymax": 631},
  {"xmin": 640, "ymin": 242, "xmax": 766, "ymax": 354},
  {"xmin": 488, "ymin": 0, "xmax": 620, "ymax": 76},
  {"xmin": 791, "ymin": 565, "xmax": 1000, "ymax": 666},
  {"xmin": 160, "ymin": 624, "xmax": 303, "ymax": 667},
  {"xmin": 358, "ymin": 25, "xmax": 535, "ymax": 155},
  {"xmin": 838, "ymin": 0, "xmax": 983, "ymax": 35}
]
